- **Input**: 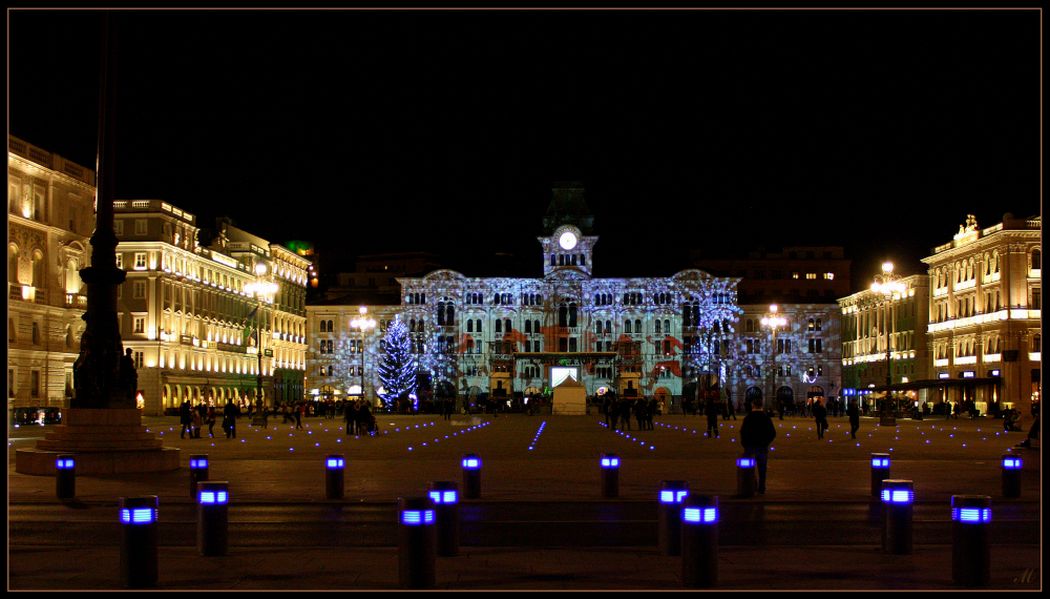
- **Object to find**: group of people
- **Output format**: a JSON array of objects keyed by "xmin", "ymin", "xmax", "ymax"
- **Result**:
[
  {"xmin": 601, "ymin": 395, "xmax": 659, "ymax": 431},
  {"xmin": 179, "ymin": 398, "xmax": 240, "ymax": 439},
  {"xmin": 344, "ymin": 399, "xmax": 377, "ymax": 436}
]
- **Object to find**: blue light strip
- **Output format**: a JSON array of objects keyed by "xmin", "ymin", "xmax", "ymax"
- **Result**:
[
  {"xmin": 401, "ymin": 510, "xmax": 435, "ymax": 525},
  {"xmin": 737, "ymin": 458, "xmax": 755, "ymax": 468},
  {"xmin": 56, "ymin": 459, "xmax": 75, "ymax": 469},
  {"xmin": 683, "ymin": 507, "xmax": 718, "ymax": 524},
  {"xmin": 462, "ymin": 458, "xmax": 481, "ymax": 469},
  {"xmin": 871, "ymin": 458, "xmax": 890, "ymax": 468},
  {"xmin": 660, "ymin": 490, "xmax": 689, "ymax": 504},
  {"xmin": 1001, "ymin": 458, "xmax": 1022, "ymax": 469},
  {"xmin": 952, "ymin": 507, "xmax": 992, "ymax": 523},
  {"xmin": 190, "ymin": 459, "xmax": 208, "ymax": 469},
  {"xmin": 120, "ymin": 508, "xmax": 157, "ymax": 524},
  {"xmin": 601, "ymin": 457, "xmax": 620, "ymax": 468},
  {"xmin": 881, "ymin": 489, "xmax": 914, "ymax": 504},
  {"xmin": 326, "ymin": 458, "xmax": 345, "ymax": 468}
]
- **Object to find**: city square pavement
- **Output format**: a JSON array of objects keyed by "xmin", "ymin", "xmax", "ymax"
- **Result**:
[{"xmin": 7, "ymin": 411, "xmax": 1042, "ymax": 591}]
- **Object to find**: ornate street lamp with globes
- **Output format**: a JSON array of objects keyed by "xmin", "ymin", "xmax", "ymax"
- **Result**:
[
  {"xmin": 350, "ymin": 306, "xmax": 376, "ymax": 406},
  {"xmin": 245, "ymin": 262, "xmax": 279, "ymax": 426},
  {"xmin": 870, "ymin": 261, "xmax": 906, "ymax": 425},
  {"xmin": 761, "ymin": 304, "xmax": 788, "ymax": 417}
]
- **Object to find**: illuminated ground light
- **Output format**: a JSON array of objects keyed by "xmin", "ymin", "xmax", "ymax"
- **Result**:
[{"xmin": 528, "ymin": 421, "xmax": 548, "ymax": 451}]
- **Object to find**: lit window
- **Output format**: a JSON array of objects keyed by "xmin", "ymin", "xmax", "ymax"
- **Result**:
[
  {"xmin": 116, "ymin": 254, "xmax": 124, "ymax": 269},
  {"xmin": 792, "ymin": 272, "xmax": 800, "ymax": 279},
  {"xmin": 134, "ymin": 318, "xmax": 145, "ymax": 334},
  {"xmin": 134, "ymin": 253, "xmax": 147, "ymax": 270},
  {"xmin": 824, "ymin": 272, "xmax": 835, "ymax": 280},
  {"xmin": 135, "ymin": 219, "xmax": 147, "ymax": 235},
  {"xmin": 806, "ymin": 273, "xmax": 817, "ymax": 280}
]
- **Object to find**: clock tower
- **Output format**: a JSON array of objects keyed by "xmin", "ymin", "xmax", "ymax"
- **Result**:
[{"xmin": 539, "ymin": 182, "xmax": 597, "ymax": 276}]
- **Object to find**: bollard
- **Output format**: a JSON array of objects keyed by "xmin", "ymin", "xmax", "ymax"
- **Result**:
[
  {"xmin": 398, "ymin": 496, "xmax": 436, "ymax": 589},
  {"xmin": 658, "ymin": 480, "xmax": 689, "ymax": 556},
  {"xmin": 870, "ymin": 453, "xmax": 891, "ymax": 498},
  {"xmin": 951, "ymin": 495, "xmax": 992, "ymax": 587},
  {"xmin": 1000, "ymin": 454, "xmax": 1022, "ymax": 498},
  {"xmin": 461, "ymin": 454, "xmax": 482, "ymax": 499},
  {"xmin": 736, "ymin": 457, "xmax": 757, "ymax": 498},
  {"xmin": 189, "ymin": 455, "xmax": 209, "ymax": 497},
  {"xmin": 325, "ymin": 455, "xmax": 346, "ymax": 499},
  {"xmin": 881, "ymin": 479, "xmax": 914, "ymax": 554},
  {"xmin": 427, "ymin": 481, "xmax": 460, "ymax": 556},
  {"xmin": 681, "ymin": 494, "xmax": 719, "ymax": 588},
  {"xmin": 55, "ymin": 455, "xmax": 76, "ymax": 500},
  {"xmin": 119, "ymin": 496, "xmax": 159, "ymax": 588},
  {"xmin": 197, "ymin": 481, "xmax": 229, "ymax": 556},
  {"xmin": 600, "ymin": 453, "xmax": 620, "ymax": 498}
]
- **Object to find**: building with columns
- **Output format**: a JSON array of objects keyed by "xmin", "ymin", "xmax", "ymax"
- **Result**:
[
  {"xmin": 307, "ymin": 183, "xmax": 743, "ymax": 410},
  {"xmin": 7, "ymin": 136, "xmax": 96, "ymax": 420},
  {"xmin": 113, "ymin": 200, "xmax": 310, "ymax": 415},
  {"xmin": 922, "ymin": 214, "xmax": 1041, "ymax": 415}
]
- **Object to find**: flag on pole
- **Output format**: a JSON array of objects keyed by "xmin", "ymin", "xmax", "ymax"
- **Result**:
[{"xmin": 243, "ymin": 304, "xmax": 259, "ymax": 344}]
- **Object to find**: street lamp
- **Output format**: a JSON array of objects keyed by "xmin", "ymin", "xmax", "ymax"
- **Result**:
[
  {"xmin": 871, "ymin": 261, "xmax": 906, "ymax": 424},
  {"xmin": 350, "ymin": 306, "xmax": 376, "ymax": 407},
  {"xmin": 761, "ymin": 304, "xmax": 787, "ymax": 418},
  {"xmin": 245, "ymin": 262, "xmax": 278, "ymax": 426}
]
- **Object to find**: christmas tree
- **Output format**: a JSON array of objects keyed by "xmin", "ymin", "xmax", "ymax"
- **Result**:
[{"xmin": 378, "ymin": 318, "xmax": 417, "ymax": 410}]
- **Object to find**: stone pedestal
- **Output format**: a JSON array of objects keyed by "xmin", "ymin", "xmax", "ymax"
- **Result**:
[{"xmin": 15, "ymin": 408, "xmax": 180, "ymax": 475}]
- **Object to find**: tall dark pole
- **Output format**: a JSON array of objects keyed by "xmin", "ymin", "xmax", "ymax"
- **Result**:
[{"xmin": 74, "ymin": 12, "xmax": 129, "ymax": 409}]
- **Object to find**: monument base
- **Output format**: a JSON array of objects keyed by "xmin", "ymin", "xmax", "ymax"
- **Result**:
[
  {"xmin": 552, "ymin": 388, "xmax": 588, "ymax": 415},
  {"xmin": 14, "ymin": 408, "xmax": 180, "ymax": 475}
]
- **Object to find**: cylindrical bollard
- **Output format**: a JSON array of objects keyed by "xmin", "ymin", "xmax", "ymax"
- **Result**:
[
  {"xmin": 119, "ymin": 496, "xmax": 159, "ymax": 588},
  {"xmin": 736, "ymin": 456, "xmax": 756, "ymax": 498},
  {"xmin": 881, "ymin": 479, "xmax": 914, "ymax": 554},
  {"xmin": 461, "ymin": 454, "xmax": 482, "ymax": 499},
  {"xmin": 600, "ymin": 453, "xmax": 620, "ymax": 498},
  {"xmin": 658, "ymin": 480, "xmax": 690, "ymax": 556},
  {"xmin": 951, "ymin": 495, "xmax": 992, "ymax": 587},
  {"xmin": 197, "ymin": 481, "xmax": 229, "ymax": 556},
  {"xmin": 870, "ymin": 453, "xmax": 891, "ymax": 498},
  {"xmin": 427, "ymin": 481, "xmax": 460, "ymax": 556},
  {"xmin": 1000, "ymin": 454, "xmax": 1022, "ymax": 498},
  {"xmin": 398, "ymin": 496, "xmax": 436, "ymax": 589},
  {"xmin": 189, "ymin": 455, "xmax": 209, "ymax": 497},
  {"xmin": 681, "ymin": 494, "xmax": 719, "ymax": 588},
  {"xmin": 55, "ymin": 455, "xmax": 76, "ymax": 500},
  {"xmin": 325, "ymin": 455, "xmax": 345, "ymax": 499}
]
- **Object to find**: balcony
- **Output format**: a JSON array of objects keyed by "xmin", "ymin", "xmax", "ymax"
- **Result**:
[{"xmin": 64, "ymin": 293, "xmax": 87, "ymax": 308}]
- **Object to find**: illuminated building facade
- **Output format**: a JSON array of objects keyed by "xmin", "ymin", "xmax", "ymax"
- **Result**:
[
  {"xmin": 922, "ymin": 214, "xmax": 1041, "ymax": 415},
  {"xmin": 7, "ymin": 136, "xmax": 96, "ymax": 417},
  {"xmin": 307, "ymin": 184, "xmax": 743, "ymax": 408},
  {"xmin": 114, "ymin": 201, "xmax": 310, "ymax": 414},
  {"xmin": 838, "ymin": 273, "xmax": 930, "ymax": 409}
]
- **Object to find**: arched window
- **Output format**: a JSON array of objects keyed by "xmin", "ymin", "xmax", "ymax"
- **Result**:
[
  {"xmin": 569, "ymin": 304, "xmax": 578, "ymax": 327},
  {"xmin": 596, "ymin": 322, "xmax": 603, "ymax": 335},
  {"xmin": 606, "ymin": 320, "xmax": 612, "ymax": 333},
  {"xmin": 446, "ymin": 304, "xmax": 455, "ymax": 325},
  {"xmin": 476, "ymin": 319, "xmax": 482, "ymax": 332},
  {"xmin": 495, "ymin": 319, "xmax": 502, "ymax": 333},
  {"xmin": 594, "ymin": 293, "xmax": 600, "ymax": 305},
  {"xmin": 550, "ymin": 254, "xmax": 556, "ymax": 266},
  {"xmin": 559, "ymin": 305, "xmax": 568, "ymax": 327},
  {"xmin": 655, "ymin": 320, "xmax": 662, "ymax": 334},
  {"xmin": 1033, "ymin": 249, "xmax": 1042, "ymax": 270},
  {"xmin": 664, "ymin": 319, "xmax": 670, "ymax": 333},
  {"xmin": 634, "ymin": 319, "xmax": 641, "ymax": 333},
  {"xmin": 505, "ymin": 318, "xmax": 512, "ymax": 333},
  {"xmin": 625, "ymin": 320, "xmax": 632, "ymax": 333},
  {"xmin": 9, "ymin": 244, "xmax": 20, "ymax": 285},
  {"xmin": 31, "ymin": 249, "xmax": 44, "ymax": 288},
  {"xmin": 525, "ymin": 320, "xmax": 532, "ymax": 333},
  {"xmin": 467, "ymin": 320, "xmax": 473, "ymax": 332},
  {"xmin": 534, "ymin": 320, "xmax": 540, "ymax": 333}
]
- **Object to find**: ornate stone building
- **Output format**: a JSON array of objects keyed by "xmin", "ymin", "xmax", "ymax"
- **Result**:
[
  {"xmin": 922, "ymin": 214, "xmax": 1041, "ymax": 415},
  {"xmin": 113, "ymin": 200, "xmax": 310, "ymax": 414},
  {"xmin": 307, "ymin": 184, "xmax": 743, "ymax": 410},
  {"xmin": 7, "ymin": 136, "xmax": 96, "ymax": 420}
]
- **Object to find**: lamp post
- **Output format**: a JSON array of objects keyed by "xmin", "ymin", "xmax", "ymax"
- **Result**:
[
  {"xmin": 761, "ymin": 305, "xmax": 787, "ymax": 417},
  {"xmin": 350, "ymin": 306, "xmax": 376, "ymax": 407},
  {"xmin": 245, "ymin": 263, "xmax": 278, "ymax": 425},
  {"xmin": 871, "ymin": 262, "xmax": 906, "ymax": 425}
]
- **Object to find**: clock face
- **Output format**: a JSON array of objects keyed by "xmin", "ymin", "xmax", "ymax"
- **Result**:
[{"xmin": 558, "ymin": 231, "xmax": 578, "ymax": 250}]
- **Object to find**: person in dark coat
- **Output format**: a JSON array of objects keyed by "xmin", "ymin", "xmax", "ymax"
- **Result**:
[
  {"xmin": 345, "ymin": 400, "xmax": 357, "ymax": 436},
  {"xmin": 740, "ymin": 397, "xmax": 777, "ymax": 494},
  {"xmin": 179, "ymin": 399, "xmax": 192, "ymax": 439},
  {"xmin": 222, "ymin": 399, "xmax": 239, "ymax": 439},
  {"xmin": 619, "ymin": 398, "xmax": 632, "ymax": 431},
  {"xmin": 704, "ymin": 396, "xmax": 721, "ymax": 438},
  {"xmin": 812, "ymin": 398, "xmax": 828, "ymax": 439},
  {"xmin": 847, "ymin": 399, "xmax": 861, "ymax": 439}
]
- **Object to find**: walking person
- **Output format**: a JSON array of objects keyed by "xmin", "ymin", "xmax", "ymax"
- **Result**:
[
  {"xmin": 344, "ymin": 400, "xmax": 356, "ymax": 436},
  {"xmin": 647, "ymin": 396, "xmax": 659, "ymax": 430},
  {"xmin": 619, "ymin": 399, "xmax": 632, "ymax": 431},
  {"xmin": 847, "ymin": 398, "xmax": 861, "ymax": 440},
  {"xmin": 603, "ymin": 395, "xmax": 615, "ymax": 428},
  {"xmin": 223, "ymin": 399, "xmax": 239, "ymax": 439},
  {"xmin": 206, "ymin": 404, "xmax": 217, "ymax": 438},
  {"xmin": 295, "ymin": 402, "xmax": 304, "ymax": 429},
  {"xmin": 704, "ymin": 396, "xmax": 720, "ymax": 439},
  {"xmin": 179, "ymin": 399, "xmax": 192, "ymax": 439},
  {"xmin": 740, "ymin": 397, "xmax": 777, "ymax": 495},
  {"xmin": 812, "ymin": 398, "xmax": 828, "ymax": 440},
  {"xmin": 725, "ymin": 392, "xmax": 736, "ymax": 420},
  {"xmin": 191, "ymin": 404, "xmax": 203, "ymax": 439}
]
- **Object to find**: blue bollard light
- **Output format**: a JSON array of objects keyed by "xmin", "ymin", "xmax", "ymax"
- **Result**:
[
  {"xmin": 427, "ymin": 481, "xmax": 460, "ymax": 556},
  {"xmin": 881, "ymin": 479, "xmax": 914, "ymax": 554},
  {"xmin": 870, "ymin": 453, "xmax": 890, "ymax": 497},
  {"xmin": 600, "ymin": 453, "xmax": 620, "ymax": 498},
  {"xmin": 952, "ymin": 495, "xmax": 992, "ymax": 587},
  {"xmin": 1000, "ymin": 454, "xmax": 1022, "ymax": 498},
  {"xmin": 736, "ymin": 456, "xmax": 756, "ymax": 498},
  {"xmin": 55, "ymin": 455, "xmax": 76, "ymax": 500},
  {"xmin": 681, "ymin": 494, "xmax": 719, "ymax": 588},
  {"xmin": 197, "ymin": 481, "xmax": 229, "ymax": 556},
  {"xmin": 189, "ymin": 455, "xmax": 209, "ymax": 497},
  {"xmin": 325, "ymin": 455, "xmax": 345, "ymax": 499},
  {"xmin": 658, "ymin": 480, "xmax": 690, "ymax": 555},
  {"xmin": 461, "ymin": 454, "xmax": 482, "ymax": 499},
  {"xmin": 398, "ymin": 496, "xmax": 436, "ymax": 589},
  {"xmin": 119, "ymin": 496, "xmax": 159, "ymax": 588}
]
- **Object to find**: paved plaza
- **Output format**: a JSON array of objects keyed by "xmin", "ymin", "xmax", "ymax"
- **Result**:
[{"xmin": 8, "ymin": 412, "xmax": 1042, "ymax": 590}]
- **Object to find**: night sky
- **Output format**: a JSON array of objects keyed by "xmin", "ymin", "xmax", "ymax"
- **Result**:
[{"xmin": 8, "ymin": 8, "xmax": 1041, "ymax": 290}]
